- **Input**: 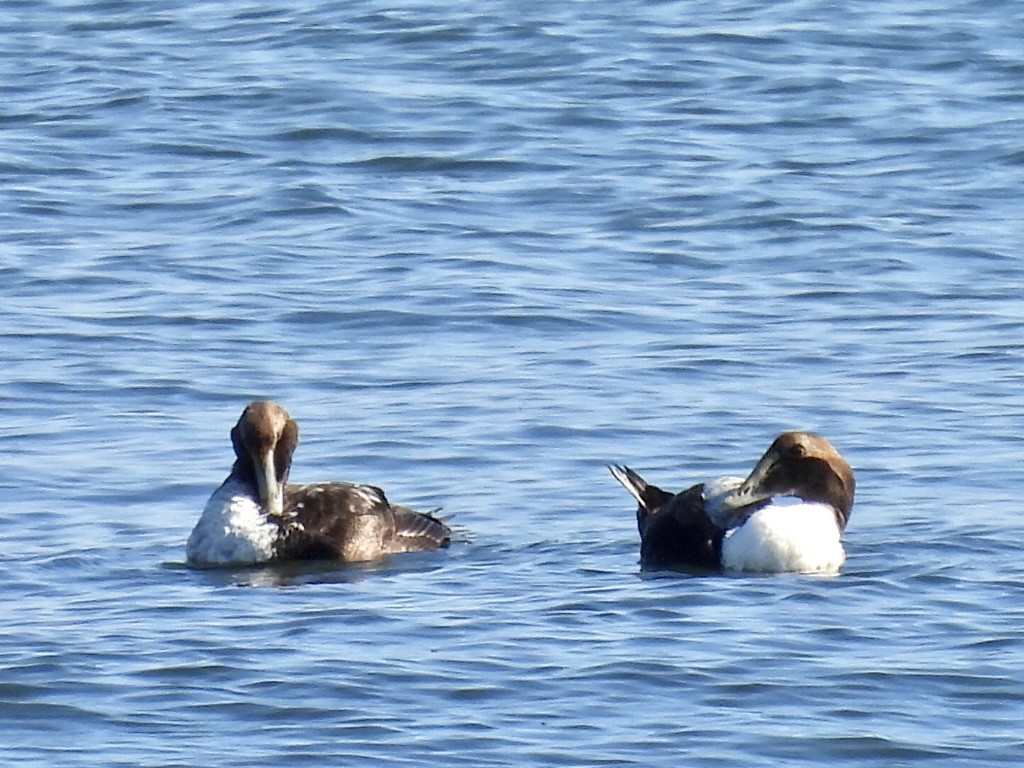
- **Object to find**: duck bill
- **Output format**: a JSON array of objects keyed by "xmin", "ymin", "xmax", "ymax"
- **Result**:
[
  {"xmin": 721, "ymin": 451, "xmax": 778, "ymax": 509},
  {"xmin": 254, "ymin": 449, "xmax": 285, "ymax": 518}
]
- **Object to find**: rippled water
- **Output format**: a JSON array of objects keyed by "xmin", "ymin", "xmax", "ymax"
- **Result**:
[{"xmin": 3, "ymin": 0, "xmax": 1024, "ymax": 765}]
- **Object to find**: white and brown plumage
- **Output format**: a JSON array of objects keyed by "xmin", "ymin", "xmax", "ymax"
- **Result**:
[
  {"xmin": 186, "ymin": 401, "xmax": 451, "ymax": 567},
  {"xmin": 610, "ymin": 432, "xmax": 855, "ymax": 574}
]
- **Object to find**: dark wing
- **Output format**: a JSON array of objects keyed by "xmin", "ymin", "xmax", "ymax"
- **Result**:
[
  {"xmin": 278, "ymin": 482, "xmax": 386, "ymax": 560},
  {"xmin": 278, "ymin": 482, "xmax": 449, "ymax": 561},
  {"xmin": 388, "ymin": 504, "xmax": 452, "ymax": 553},
  {"xmin": 639, "ymin": 483, "xmax": 723, "ymax": 572}
]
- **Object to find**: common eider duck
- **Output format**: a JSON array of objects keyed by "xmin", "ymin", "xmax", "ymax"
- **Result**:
[
  {"xmin": 186, "ymin": 400, "xmax": 451, "ymax": 567},
  {"xmin": 610, "ymin": 432, "xmax": 854, "ymax": 573}
]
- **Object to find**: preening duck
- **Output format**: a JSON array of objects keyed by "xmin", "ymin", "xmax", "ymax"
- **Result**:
[
  {"xmin": 610, "ymin": 432, "xmax": 854, "ymax": 573},
  {"xmin": 186, "ymin": 400, "xmax": 451, "ymax": 567}
]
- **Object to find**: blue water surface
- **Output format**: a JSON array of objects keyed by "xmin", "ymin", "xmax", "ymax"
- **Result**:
[{"xmin": 2, "ymin": 0, "xmax": 1024, "ymax": 765}]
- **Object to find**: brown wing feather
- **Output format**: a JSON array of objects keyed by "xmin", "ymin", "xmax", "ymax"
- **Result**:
[
  {"xmin": 277, "ymin": 482, "xmax": 450, "ymax": 562},
  {"xmin": 388, "ymin": 504, "xmax": 452, "ymax": 552}
]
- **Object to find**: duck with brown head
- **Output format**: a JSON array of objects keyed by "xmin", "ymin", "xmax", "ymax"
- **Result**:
[
  {"xmin": 186, "ymin": 401, "xmax": 452, "ymax": 567},
  {"xmin": 721, "ymin": 432, "xmax": 855, "ymax": 531},
  {"xmin": 610, "ymin": 431, "xmax": 855, "ymax": 574}
]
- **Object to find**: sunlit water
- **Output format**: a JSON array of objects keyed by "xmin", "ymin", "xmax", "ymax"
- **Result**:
[{"xmin": 2, "ymin": 1, "xmax": 1024, "ymax": 765}]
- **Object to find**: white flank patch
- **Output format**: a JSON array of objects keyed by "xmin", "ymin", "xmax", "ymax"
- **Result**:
[
  {"xmin": 186, "ymin": 478, "xmax": 278, "ymax": 567},
  {"xmin": 721, "ymin": 501, "xmax": 845, "ymax": 574}
]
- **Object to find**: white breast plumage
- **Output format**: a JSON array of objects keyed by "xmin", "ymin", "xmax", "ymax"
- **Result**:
[
  {"xmin": 720, "ymin": 501, "xmax": 845, "ymax": 574},
  {"xmin": 186, "ymin": 478, "xmax": 279, "ymax": 567}
]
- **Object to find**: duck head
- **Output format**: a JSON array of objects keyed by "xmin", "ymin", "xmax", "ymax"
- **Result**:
[
  {"xmin": 230, "ymin": 400, "xmax": 299, "ymax": 518},
  {"xmin": 722, "ymin": 432, "xmax": 855, "ymax": 529}
]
